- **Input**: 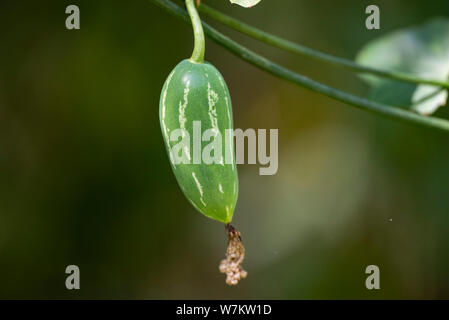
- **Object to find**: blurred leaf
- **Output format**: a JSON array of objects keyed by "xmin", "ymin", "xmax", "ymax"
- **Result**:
[
  {"xmin": 356, "ymin": 18, "xmax": 449, "ymax": 115},
  {"xmin": 229, "ymin": 0, "xmax": 262, "ymax": 8}
]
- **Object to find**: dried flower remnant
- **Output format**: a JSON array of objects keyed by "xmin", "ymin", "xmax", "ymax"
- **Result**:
[{"xmin": 219, "ymin": 224, "xmax": 247, "ymax": 285}]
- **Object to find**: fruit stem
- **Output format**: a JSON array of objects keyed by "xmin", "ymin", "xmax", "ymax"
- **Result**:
[{"xmin": 186, "ymin": 0, "xmax": 205, "ymax": 63}]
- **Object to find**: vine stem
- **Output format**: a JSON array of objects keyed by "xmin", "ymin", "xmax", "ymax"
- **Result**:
[
  {"xmin": 186, "ymin": 0, "xmax": 205, "ymax": 63},
  {"xmin": 150, "ymin": 0, "xmax": 449, "ymax": 133},
  {"xmin": 199, "ymin": 3, "xmax": 449, "ymax": 89}
]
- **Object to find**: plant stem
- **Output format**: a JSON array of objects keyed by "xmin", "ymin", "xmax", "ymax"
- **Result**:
[
  {"xmin": 150, "ymin": 0, "xmax": 449, "ymax": 133},
  {"xmin": 198, "ymin": 3, "xmax": 449, "ymax": 89},
  {"xmin": 186, "ymin": 0, "xmax": 205, "ymax": 63}
]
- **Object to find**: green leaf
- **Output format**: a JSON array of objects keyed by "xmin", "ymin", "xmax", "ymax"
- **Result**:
[
  {"xmin": 356, "ymin": 18, "xmax": 449, "ymax": 115},
  {"xmin": 229, "ymin": 0, "xmax": 262, "ymax": 8}
]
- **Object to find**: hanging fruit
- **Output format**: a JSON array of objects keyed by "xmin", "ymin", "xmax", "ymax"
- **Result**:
[{"xmin": 158, "ymin": 0, "xmax": 246, "ymax": 285}]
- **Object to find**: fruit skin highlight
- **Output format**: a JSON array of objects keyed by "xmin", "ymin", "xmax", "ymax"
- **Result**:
[{"xmin": 159, "ymin": 59, "xmax": 238, "ymax": 224}]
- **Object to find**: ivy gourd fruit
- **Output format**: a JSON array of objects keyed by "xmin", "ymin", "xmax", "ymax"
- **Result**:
[
  {"xmin": 157, "ymin": 0, "xmax": 246, "ymax": 286},
  {"xmin": 159, "ymin": 60, "xmax": 238, "ymax": 224}
]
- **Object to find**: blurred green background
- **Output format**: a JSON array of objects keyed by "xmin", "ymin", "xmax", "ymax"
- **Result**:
[{"xmin": 1, "ymin": 0, "xmax": 448, "ymax": 299}]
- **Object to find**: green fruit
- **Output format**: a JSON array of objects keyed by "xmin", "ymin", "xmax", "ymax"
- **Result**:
[{"xmin": 159, "ymin": 59, "xmax": 238, "ymax": 224}]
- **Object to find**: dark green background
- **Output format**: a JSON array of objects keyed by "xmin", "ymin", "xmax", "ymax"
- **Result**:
[{"xmin": 0, "ymin": 0, "xmax": 448, "ymax": 299}]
